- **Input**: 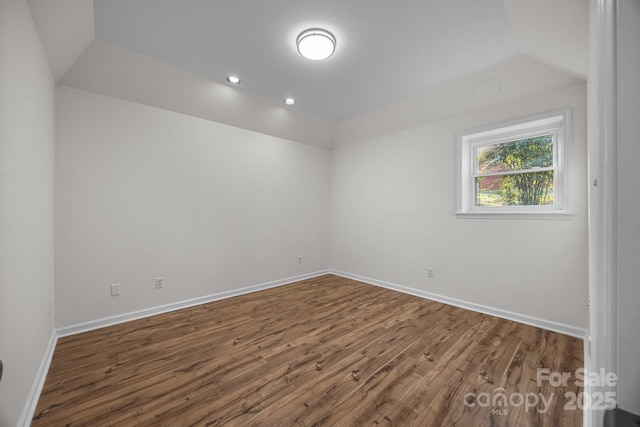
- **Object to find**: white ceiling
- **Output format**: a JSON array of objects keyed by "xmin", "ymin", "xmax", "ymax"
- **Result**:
[
  {"xmin": 27, "ymin": 0, "xmax": 588, "ymax": 143},
  {"xmin": 89, "ymin": 0, "xmax": 587, "ymax": 122},
  {"xmin": 92, "ymin": 0, "xmax": 521, "ymax": 122}
]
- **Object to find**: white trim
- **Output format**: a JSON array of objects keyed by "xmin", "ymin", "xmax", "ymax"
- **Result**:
[
  {"xmin": 21, "ymin": 271, "xmax": 330, "ymax": 425},
  {"xmin": 583, "ymin": 335, "xmax": 593, "ymax": 427},
  {"xmin": 18, "ymin": 329, "xmax": 58, "ymax": 427},
  {"xmin": 21, "ymin": 270, "xmax": 589, "ymax": 425},
  {"xmin": 455, "ymin": 211, "xmax": 573, "ymax": 220},
  {"xmin": 57, "ymin": 270, "xmax": 330, "ymax": 337},
  {"xmin": 588, "ymin": 0, "xmax": 618, "ymax": 425},
  {"xmin": 333, "ymin": 269, "xmax": 590, "ymax": 424},
  {"xmin": 457, "ymin": 108, "xmax": 573, "ymax": 218},
  {"xmin": 331, "ymin": 270, "xmax": 588, "ymax": 339}
]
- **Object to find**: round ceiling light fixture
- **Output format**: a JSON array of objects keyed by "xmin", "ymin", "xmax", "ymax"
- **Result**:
[
  {"xmin": 226, "ymin": 75, "xmax": 241, "ymax": 84},
  {"xmin": 296, "ymin": 28, "xmax": 336, "ymax": 61},
  {"xmin": 284, "ymin": 98, "xmax": 296, "ymax": 105}
]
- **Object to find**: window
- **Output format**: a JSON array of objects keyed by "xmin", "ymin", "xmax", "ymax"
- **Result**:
[{"xmin": 457, "ymin": 109, "xmax": 572, "ymax": 218}]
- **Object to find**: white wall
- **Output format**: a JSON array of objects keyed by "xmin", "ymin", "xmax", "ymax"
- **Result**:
[
  {"xmin": 55, "ymin": 86, "xmax": 331, "ymax": 327},
  {"xmin": 616, "ymin": 0, "xmax": 640, "ymax": 414},
  {"xmin": 0, "ymin": 1, "xmax": 56, "ymax": 425},
  {"xmin": 331, "ymin": 82, "xmax": 588, "ymax": 329}
]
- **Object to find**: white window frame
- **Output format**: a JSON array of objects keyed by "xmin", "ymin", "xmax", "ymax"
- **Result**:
[{"xmin": 456, "ymin": 108, "xmax": 572, "ymax": 219}]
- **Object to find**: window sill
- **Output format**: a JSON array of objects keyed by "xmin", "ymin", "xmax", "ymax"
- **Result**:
[{"xmin": 455, "ymin": 210, "xmax": 573, "ymax": 220}]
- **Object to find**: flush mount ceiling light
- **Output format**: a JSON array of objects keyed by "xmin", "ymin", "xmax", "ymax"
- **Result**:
[
  {"xmin": 226, "ymin": 75, "xmax": 241, "ymax": 84},
  {"xmin": 284, "ymin": 98, "xmax": 296, "ymax": 105},
  {"xmin": 296, "ymin": 28, "xmax": 336, "ymax": 61}
]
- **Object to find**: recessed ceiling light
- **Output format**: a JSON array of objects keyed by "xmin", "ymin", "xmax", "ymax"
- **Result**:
[
  {"xmin": 284, "ymin": 98, "xmax": 296, "ymax": 105},
  {"xmin": 226, "ymin": 75, "xmax": 241, "ymax": 84},
  {"xmin": 296, "ymin": 28, "xmax": 336, "ymax": 61}
]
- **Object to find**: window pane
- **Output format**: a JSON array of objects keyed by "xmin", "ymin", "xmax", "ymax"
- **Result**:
[
  {"xmin": 477, "ymin": 134, "xmax": 554, "ymax": 174},
  {"xmin": 476, "ymin": 171, "xmax": 554, "ymax": 206}
]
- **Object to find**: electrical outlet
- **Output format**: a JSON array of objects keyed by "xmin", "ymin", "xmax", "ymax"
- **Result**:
[
  {"xmin": 111, "ymin": 284, "xmax": 120, "ymax": 296},
  {"xmin": 155, "ymin": 277, "xmax": 164, "ymax": 289},
  {"xmin": 298, "ymin": 256, "xmax": 303, "ymax": 264},
  {"xmin": 427, "ymin": 268, "xmax": 435, "ymax": 278}
]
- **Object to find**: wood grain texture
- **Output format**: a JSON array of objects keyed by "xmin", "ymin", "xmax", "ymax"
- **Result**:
[{"xmin": 33, "ymin": 274, "xmax": 583, "ymax": 426}]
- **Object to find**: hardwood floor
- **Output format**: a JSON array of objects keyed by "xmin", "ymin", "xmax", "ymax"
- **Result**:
[{"xmin": 33, "ymin": 275, "xmax": 583, "ymax": 426}]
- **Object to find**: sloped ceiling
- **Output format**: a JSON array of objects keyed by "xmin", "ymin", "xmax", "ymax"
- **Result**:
[
  {"xmin": 27, "ymin": 0, "xmax": 94, "ymax": 82},
  {"xmin": 91, "ymin": 0, "xmax": 521, "ymax": 122},
  {"xmin": 27, "ymin": 0, "xmax": 588, "ymax": 146},
  {"xmin": 502, "ymin": 0, "xmax": 589, "ymax": 79}
]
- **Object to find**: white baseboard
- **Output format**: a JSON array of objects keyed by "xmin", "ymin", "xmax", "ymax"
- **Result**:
[
  {"xmin": 22, "ymin": 271, "xmax": 329, "ymax": 425},
  {"xmin": 333, "ymin": 270, "xmax": 589, "ymax": 426},
  {"xmin": 57, "ymin": 270, "xmax": 331, "ymax": 338},
  {"xmin": 23, "ymin": 269, "xmax": 588, "ymax": 426},
  {"xmin": 331, "ymin": 269, "xmax": 588, "ymax": 339},
  {"xmin": 19, "ymin": 329, "xmax": 58, "ymax": 427}
]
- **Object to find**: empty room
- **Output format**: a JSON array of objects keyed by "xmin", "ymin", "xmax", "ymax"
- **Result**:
[{"xmin": 1, "ymin": 0, "xmax": 639, "ymax": 426}]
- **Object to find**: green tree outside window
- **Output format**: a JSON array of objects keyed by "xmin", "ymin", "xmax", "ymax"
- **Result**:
[{"xmin": 476, "ymin": 135, "xmax": 554, "ymax": 207}]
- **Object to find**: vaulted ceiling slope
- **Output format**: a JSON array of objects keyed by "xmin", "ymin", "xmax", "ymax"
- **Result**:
[
  {"xmin": 27, "ymin": 0, "xmax": 588, "ymax": 148},
  {"xmin": 27, "ymin": 0, "xmax": 94, "ymax": 82}
]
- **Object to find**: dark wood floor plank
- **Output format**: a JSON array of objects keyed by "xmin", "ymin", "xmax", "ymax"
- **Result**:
[{"xmin": 32, "ymin": 274, "xmax": 583, "ymax": 426}]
